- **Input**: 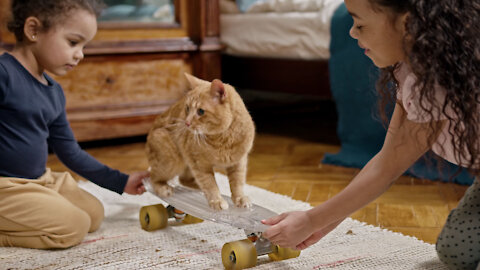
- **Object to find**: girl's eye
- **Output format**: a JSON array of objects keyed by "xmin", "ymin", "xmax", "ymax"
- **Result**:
[
  {"xmin": 355, "ymin": 25, "xmax": 363, "ymax": 30},
  {"xmin": 69, "ymin": 40, "xmax": 79, "ymax": 46},
  {"xmin": 197, "ymin": 108, "xmax": 205, "ymax": 116}
]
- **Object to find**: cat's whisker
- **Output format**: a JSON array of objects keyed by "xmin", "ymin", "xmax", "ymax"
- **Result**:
[
  {"xmin": 197, "ymin": 131, "xmax": 207, "ymax": 146},
  {"xmin": 194, "ymin": 131, "xmax": 202, "ymax": 146},
  {"xmin": 169, "ymin": 119, "xmax": 189, "ymax": 134},
  {"xmin": 167, "ymin": 118, "xmax": 184, "ymax": 126},
  {"xmin": 165, "ymin": 122, "xmax": 182, "ymax": 129},
  {"xmin": 191, "ymin": 131, "xmax": 197, "ymax": 144},
  {"xmin": 176, "ymin": 126, "xmax": 188, "ymax": 137},
  {"xmin": 195, "ymin": 131, "xmax": 206, "ymax": 146}
]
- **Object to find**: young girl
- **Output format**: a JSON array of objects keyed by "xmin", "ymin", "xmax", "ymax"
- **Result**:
[
  {"xmin": 0, "ymin": 0, "xmax": 149, "ymax": 249},
  {"xmin": 262, "ymin": 0, "xmax": 480, "ymax": 269}
]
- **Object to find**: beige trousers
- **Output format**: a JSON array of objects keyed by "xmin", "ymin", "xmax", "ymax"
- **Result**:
[{"xmin": 0, "ymin": 168, "xmax": 104, "ymax": 249}]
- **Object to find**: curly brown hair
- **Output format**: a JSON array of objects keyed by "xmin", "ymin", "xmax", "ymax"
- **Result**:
[
  {"xmin": 371, "ymin": 0, "xmax": 480, "ymax": 176},
  {"xmin": 7, "ymin": 0, "xmax": 105, "ymax": 42}
]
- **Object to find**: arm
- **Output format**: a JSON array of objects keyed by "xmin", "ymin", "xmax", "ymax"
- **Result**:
[
  {"xmin": 263, "ymin": 102, "xmax": 445, "ymax": 249},
  {"xmin": 48, "ymin": 110, "xmax": 148, "ymax": 194},
  {"xmin": 0, "ymin": 64, "xmax": 7, "ymax": 103}
]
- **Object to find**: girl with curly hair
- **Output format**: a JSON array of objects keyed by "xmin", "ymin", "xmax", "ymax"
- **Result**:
[
  {"xmin": 262, "ymin": 0, "xmax": 480, "ymax": 268},
  {"xmin": 0, "ymin": 0, "xmax": 149, "ymax": 249}
]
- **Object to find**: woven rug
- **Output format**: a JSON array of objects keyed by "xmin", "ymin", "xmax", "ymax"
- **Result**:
[{"xmin": 1, "ymin": 173, "xmax": 447, "ymax": 270}]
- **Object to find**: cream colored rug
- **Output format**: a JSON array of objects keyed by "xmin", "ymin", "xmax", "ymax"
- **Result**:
[{"xmin": 1, "ymin": 174, "xmax": 448, "ymax": 269}]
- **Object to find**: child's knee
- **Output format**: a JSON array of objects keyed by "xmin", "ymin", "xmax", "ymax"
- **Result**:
[
  {"xmin": 436, "ymin": 236, "xmax": 457, "ymax": 268},
  {"xmin": 32, "ymin": 208, "xmax": 91, "ymax": 249},
  {"xmin": 436, "ymin": 229, "xmax": 479, "ymax": 269},
  {"xmin": 436, "ymin": 242, "xmax": 477, "ymax": 269},
  {"xmin": 55, "ymin": 209, "xmax": 91, "ymax": 248},
  {"xmin": 88, "ymin": 198, "xmax": 104, "ymax": 232}
]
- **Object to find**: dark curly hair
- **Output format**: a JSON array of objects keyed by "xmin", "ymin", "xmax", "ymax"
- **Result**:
[
  {"xmin": 7, "ymin": 0, "xmax": 105, "ymax": 42},
  {"xmin": 371, "ymin": 0, "xmax": 480, "ymax": 176}
]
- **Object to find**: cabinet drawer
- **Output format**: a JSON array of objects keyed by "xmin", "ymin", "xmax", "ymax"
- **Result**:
[
  {"xmin": 52, "ymin": 54, "xmax": 193, "ymax": 141},
  {"xmin": 56, "ymin": 55, "xmax": 192, "ymax": 111}
]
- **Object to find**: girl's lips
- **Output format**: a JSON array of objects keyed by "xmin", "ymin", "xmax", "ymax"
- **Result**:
[{"xmin": 358, "ymin": 43, "xmax": 369, "ymax": 53}]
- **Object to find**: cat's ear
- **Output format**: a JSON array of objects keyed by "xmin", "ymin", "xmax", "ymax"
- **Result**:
[
  {"xmin": 210, "ymin": 79, "xmax": 226, "ymax": 104},
  {"xmin": 185, "ymin": 73, "xmax": 209, "ymax": 90}
]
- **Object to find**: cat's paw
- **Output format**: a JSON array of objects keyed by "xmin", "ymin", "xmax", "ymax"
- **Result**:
[
  {"xmin": 154, "ymin": 184, "xmax": 173, "ymax": 197},
  {"xmin": 208, "ymin": 197, "xmax": 229, "ymax": 210},
  {"xmin": 233, "ymin": 195, "xmax": 252, "ymax": 208}
]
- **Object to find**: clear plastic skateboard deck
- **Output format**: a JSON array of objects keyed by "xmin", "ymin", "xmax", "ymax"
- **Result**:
[{"xmin": 143, "ymin": 178, "xmax": 276, "ymax": 233}]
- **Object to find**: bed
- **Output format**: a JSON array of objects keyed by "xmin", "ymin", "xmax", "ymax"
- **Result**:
[{"xmin": 219, "ymin": 0, "xmax": 343, "ymax": 97}]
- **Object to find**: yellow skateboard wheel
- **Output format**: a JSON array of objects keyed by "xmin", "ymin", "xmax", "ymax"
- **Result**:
[
  {"xmin": 222, "ymin": 239, "xmax": 257, "ymax": 270},
  {"xmin": 268, "ymin": 245, "xmax": 301, "ymax": 261},
  {"xmin": 139, "ymin": 204, "xmax": 168, "ymax": 231},
  {"xmin": 182, "ymin": 214, "xmax": 203, "ymax": 224}
]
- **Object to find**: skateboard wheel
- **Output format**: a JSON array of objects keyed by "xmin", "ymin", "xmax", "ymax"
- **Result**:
[
  {"xmin": 139, "ymin": 204, "xmax": 168, "ymax": 231},
  {"xmin": 182, "ymin": 214, "xmax": 203, "ymax": 224},
  {"xmin": 268, "ymin": 245, "xmax": 301, "ymax": 261},
  {"xmin": 222, "ymin": 239, "xmax": 257, "ymax": 270}
]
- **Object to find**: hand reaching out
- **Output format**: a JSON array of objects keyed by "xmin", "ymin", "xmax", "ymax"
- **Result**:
[
  {"xmin": 261, "ymin": 210, "xmax": 344, "ymax": 250},
  {"xmin": 123, "ymin": 171, "xmax": 150, "ymax": 195},
  {"xmin": 261, "ymin": 211, "xmax": 316, "ymax": 250}
]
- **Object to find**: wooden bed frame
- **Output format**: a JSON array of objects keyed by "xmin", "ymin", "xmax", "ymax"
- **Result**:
[{"xmin": 221, "ymin": 54, "xmax": 331, "ymax": 98}]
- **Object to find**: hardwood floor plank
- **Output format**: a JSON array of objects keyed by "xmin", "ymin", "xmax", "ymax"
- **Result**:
[
  {"xmin": 292, "ymin": 182, "xmax": 312, "ymax": 202},
  {"xmin": 268, "ymin": 181, "xmax": 296, "ymax": 198},
  {"xmin": 378, "ymin": 204, "xmax": 418, "ymax": 227},
  {"xmin": 350, "ymin": 203, "xmax": 378, "ymax": 225}
]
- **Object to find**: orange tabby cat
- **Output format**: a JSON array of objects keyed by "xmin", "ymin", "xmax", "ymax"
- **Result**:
[{"xmin": 146, "ymin": 74, "xmax": 255, "ymax": 210}]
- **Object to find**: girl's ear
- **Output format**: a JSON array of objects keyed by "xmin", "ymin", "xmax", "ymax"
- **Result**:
[
  {"xmin": 397, "ymin": 12, "xmax": 412, "ymax": 47},
  {"xmin": 210, "ymin": 79, "xmax": 226, "ymax": 104},
  {"xmin": 24, "ymin": 16, "xmax": 42, "ymax": 42},
  {"xmin": 185, "ymin": 73, "xmax": 209, "ymax": 90},
  {"xmin": 396, "ymin": 12, "xmax": 409, "ymax": 36}
]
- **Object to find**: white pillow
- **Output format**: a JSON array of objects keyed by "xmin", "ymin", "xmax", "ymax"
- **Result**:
[
  {"xmin": 247, "ymin": 0, "xmax": 325, "ymax": 13},
  {"xmin": 220, "ymin": 0, "xmax": 241, "ymax": 14},
  {"xmin": 237, "ymin": 0, "xmax": 265, "ymax": 12}
]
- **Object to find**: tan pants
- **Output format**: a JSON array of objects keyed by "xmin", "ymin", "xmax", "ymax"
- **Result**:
[{"xmin": 0, "ymin": 168, "xmax": 104, "ymax": 249}]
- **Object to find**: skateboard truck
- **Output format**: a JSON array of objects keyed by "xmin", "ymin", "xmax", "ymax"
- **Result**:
[
  {"xmin": 244, "ymin": 232, "xmax": 275, "ymax": 256},
  {"xmin": 167, "ymin": 205, "xmax": 186, "ymax": 222},
  {"xmin": 140, "ymin": 204, "xmax": 203, "ymax": 231},
  {"xmin": 221, "ymin": 232, "xmax": 300, "ymax": 269}
]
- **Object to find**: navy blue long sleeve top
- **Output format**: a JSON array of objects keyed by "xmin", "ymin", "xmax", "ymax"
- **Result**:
[{"xmin": 0, "ymin": 53, "xmax": 128, "ymax": 194}]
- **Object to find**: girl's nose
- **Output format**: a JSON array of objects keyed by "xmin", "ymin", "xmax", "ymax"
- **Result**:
[
  {"xmin": 75, "ymin": 50, "xmax": 84, "ymax": 61},
  {"xmin": 349, "ymin": 26, "xmax": 357, "ymax": 39}
]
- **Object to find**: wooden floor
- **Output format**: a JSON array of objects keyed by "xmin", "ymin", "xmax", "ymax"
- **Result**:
[{"xmin": 47, "ymin": 95, "xmax": 468, "ymax": 245}]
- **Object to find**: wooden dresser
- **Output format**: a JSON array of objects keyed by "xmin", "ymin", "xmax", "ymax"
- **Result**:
[{"xmin": 0, "ymin": 0, "xmax": 222, "ymax": 141}]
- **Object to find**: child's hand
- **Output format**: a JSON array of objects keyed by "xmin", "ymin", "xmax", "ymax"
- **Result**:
[
  {"xmin": 123, "ymin": 171, "xmax": 150, "ymax": 195},
  {"xmin": 261, "ymin": 211, "xmax": 315, "ymax": 250}
]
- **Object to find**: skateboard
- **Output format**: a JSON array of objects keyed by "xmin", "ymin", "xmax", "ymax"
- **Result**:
[{"xmin": 139, "ymin": 178, "xmax": 301, "ymax": 269}]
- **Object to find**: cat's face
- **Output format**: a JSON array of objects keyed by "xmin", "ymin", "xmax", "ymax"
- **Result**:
[{"xmin": 182, "ymin": 74, "xmax": 234, "ymax": 135}]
